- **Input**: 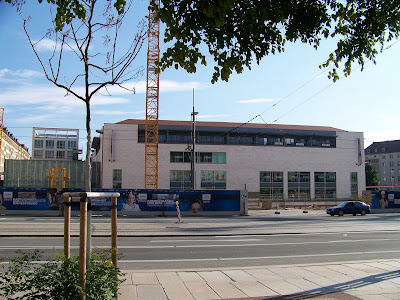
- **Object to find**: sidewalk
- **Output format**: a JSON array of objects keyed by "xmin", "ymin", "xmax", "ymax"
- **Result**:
[{"xmin": 119, "ymin": 259, "xmax": 400, "ymax": 300}]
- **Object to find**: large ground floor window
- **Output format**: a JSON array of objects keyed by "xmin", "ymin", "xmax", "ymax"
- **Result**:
[
  {"xmin": 260, "ymin": 171, "xmax": 283, "ymax": 199},
  {"xmin": 315, "ymin": 172, "xmax": 336, "ymax": 199},
  {"xmin": 288, "ymin": 172, "xmax": 310, "ymax": 200},
  {"xmin": 201, "ymin": 170, "xmax": 226, "ymax": 189},
  {"xmin": 170, "ymin": 170, "xmax": 191, "ymax": 189}
]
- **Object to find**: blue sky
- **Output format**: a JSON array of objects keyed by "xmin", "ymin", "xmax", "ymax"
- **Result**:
[{"xmin": 1, "ymin": 1, "xmax": 400, "ymax": 158}]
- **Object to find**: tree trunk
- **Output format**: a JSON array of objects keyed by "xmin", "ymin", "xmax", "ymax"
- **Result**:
[{"xmin": 85, "ymin": 100, "xmax": 92, "ymax": 193}]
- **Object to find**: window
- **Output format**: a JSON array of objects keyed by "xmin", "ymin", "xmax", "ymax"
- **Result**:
[
  {"xmin": 34, "ymin": 140, "xmax": 43, "ymax": 148},
  {"xmin": 170, "ymin": 170, "xmax": 191, "ymax": 189},
  {"xmin": 288, "ymin": 172, "xmax": 310, "ymax": 200},
  {"xmin": 315, "ymin": 172, "xmax": 336, "ymax": 199},
  {"xmin": 168, "ymin": 132, "xmax": 191, "ymax": 143},
  {"xmin": 45, "ymin": 150, "xmax": 54, "ymax": 159},
  {"xmin": 68, "ymin": 140, "xmax": 77, "ymax": 149},
  {"xmin": 67, "ymin": 151, "xmax": 73, "ymax": 159},
  {"xmin": 113, "ymin": 169, "xmax": 122, "ymax": 188},
  {"xmin": 260, "ymin": 171, "xmax": 283, "ymax": 200},
  {"xmin": 33, "ymin": 150, "xmax": 43, "ymax": 159},
  {"xmin": 56, "ymin": 151, "xmax": 65, "ymax": 159},
  {"xmin": 57, "ymin": 141, "xmax": 65, "ymax": 149},
  {"xmin": 199, "ymin": 152, "xmax": 212, "ymax": 163},
  {"xmin": 390, "ymin": 162, "xmax": 394, "ymax": 167},
  {"xmin": 270, "ymin": 137, "xmax": 283, "ymax": 145},
  {"xmin": 350, "ymin": 172, "xmax": 358, "ymax": 198},
  {"xmin": 212, "ymin": 152, "xmax": 226, "ymax": 164},
  {"xmin": 313, "ymin": 137, "xmax": 336, "ymax": 147},
  {"xmin": 201, "ymin": 170, "xmax": 226, "ymax": 189},
  {"xmin": 46, "ymin": 140, "xmax": 54, "ymax": 149},
  {"xmin": 285, "ymin": 138, "xmax": 295, "ymax": 145},
  {"xmin": 170, "ymin": 152, "xmax": 191, "ymax": 163},
  {"xmin": 391, "ymin": 169, "xmax": 395, "ymax": 175}
]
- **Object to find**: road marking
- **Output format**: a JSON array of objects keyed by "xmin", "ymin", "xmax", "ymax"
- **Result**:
[
  {"xmin": 0, "ymin": 238, "xmax": 396, "ymax": 250},
  {"xmin": 151, "ymin": 239, "xmax": 263, "ymax": 243}
]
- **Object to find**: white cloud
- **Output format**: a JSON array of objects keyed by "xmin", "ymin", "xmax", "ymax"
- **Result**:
[
  {"xmin": 15, "ymin": 114, "xmax": 54, "ymax": 124},
  {"xmin": 0, "ymin": 68, "xmax": 43, "ymax": 79},
  {"xmin": 93, "ymin": 110, "xmax": 145, "ymax": 115},
  {"xmin": 160, "ymin": 80, "xmax": 205, "ymax": 92},
  {"xmin": 197, "ymin": 114, "xmax": 236, "ymax": 119},
  {"xmin": 33, "ymin": 38, "xmax": 78, "ymax": 52},
  {"xmin": 237, "ymin": 98, "xmax": 277, "ymax": 104},
  {"xmin": 89, "ymin": 79, "xmax": 206, "ymax": 96}
]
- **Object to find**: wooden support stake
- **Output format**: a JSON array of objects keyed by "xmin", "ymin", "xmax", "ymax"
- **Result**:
[
  {"xmin": 79, "ymin": 197, "xmax": 88, "ymax": 300},
  {"xmin": 111, "ymin": 196, "xmax": 118, "ymax": 268},
  {"xmin": 63, "ymin": 196, "xmax": 71, "ymax": 258},
  {"xmin": 111, "ymin": 196, "xmax": 118, "ymax": 299}
]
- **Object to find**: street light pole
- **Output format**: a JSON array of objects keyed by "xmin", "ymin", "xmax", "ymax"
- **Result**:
[{"xmin": 191, "ymin": 89, "xmax": 198, "ymax": 190}]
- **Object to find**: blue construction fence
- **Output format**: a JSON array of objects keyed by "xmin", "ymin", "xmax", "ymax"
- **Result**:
[
  {"xmin": 0, "ymin": 187, "xmax": 245, "ymax": 213},
  {"xmin": 371, "ymin": 190, "xmax": 400, "ymax": 209}
]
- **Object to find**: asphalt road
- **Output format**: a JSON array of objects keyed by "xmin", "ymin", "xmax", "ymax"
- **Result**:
[{"xmin": 1, "ymin": 212, "xmax": 399, "ymax": 271}]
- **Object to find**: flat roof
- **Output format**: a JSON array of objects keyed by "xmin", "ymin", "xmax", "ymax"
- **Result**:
[{"xmin": 116, "ymin": 119, "xmax": 345, "ymax": 133}]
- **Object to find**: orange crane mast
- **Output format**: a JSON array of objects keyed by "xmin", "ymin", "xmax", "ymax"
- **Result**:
[
  {"xmin": 145, "ymin": 0, "xmax": 160, "ymax": 189},
  {"xmin": 0, "ymin": 106, "xmax": 4, "ymax": 164}
]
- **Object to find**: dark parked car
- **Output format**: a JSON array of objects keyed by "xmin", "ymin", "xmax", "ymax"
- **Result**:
[{"xmin": 326, "ymin": 201, "xmax": 371, "ymax": 216}]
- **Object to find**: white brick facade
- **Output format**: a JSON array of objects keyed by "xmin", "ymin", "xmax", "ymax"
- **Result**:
[{"xmin": 92, "ymin": 120, "xmax": 365, "ymax": 200}]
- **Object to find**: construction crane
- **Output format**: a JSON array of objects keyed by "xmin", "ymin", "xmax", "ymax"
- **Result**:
[
  {"xmin": 145, "ymin": 0, "xmax": 160, "ymax": 189},
  {"xmin": 0, "ymin": 106, "xmax": 4, "ymax": 164}
]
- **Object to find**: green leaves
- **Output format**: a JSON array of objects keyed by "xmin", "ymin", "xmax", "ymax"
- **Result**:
[
  {"xmin": 0, "ymin": 249, "xmax": 124, "ymax": 300},
  {"xmin": 156, "ymin": 0, "xmax": 400, "ymax": 83},
  {"xmin": 35, "ymin": 0, "xmax": 128, "ymax": 32}
]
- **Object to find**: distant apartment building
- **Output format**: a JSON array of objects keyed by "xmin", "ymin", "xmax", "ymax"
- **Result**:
[
  {"xmin": 365, "ymin": 140, "xmax": 400, "ymax": 186},
  {"xmin": 32, "ymin": 128, "xmax": 80, "ymax": 161},
  {"xmin": 0, "ymin": 127, "xmax": 31, "ymax": 182}
]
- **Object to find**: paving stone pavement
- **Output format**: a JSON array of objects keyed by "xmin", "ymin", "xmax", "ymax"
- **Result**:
[{"xmin": 118, "ymin": 259, "xmax": 400, "ymax": 300}]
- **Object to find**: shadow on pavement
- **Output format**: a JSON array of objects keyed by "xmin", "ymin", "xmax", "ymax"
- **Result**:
[{"xmin": 228, "ymin": 269, "xmax": 400, "ymax": 300}]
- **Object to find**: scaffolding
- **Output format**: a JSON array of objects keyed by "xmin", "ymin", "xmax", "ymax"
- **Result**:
[{"xmin": 46, "ymin": 167, "xmax": 70, "ymax": 188}]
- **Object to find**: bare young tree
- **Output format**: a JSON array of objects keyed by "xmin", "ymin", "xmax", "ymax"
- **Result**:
[{"xmin": 17, "ymin": 0, "xmax": 147, "ymax": 191}]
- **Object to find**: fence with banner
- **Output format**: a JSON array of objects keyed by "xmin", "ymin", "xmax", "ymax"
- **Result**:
[{"xmin": 0, "ymin": 187, "xmax": 246, "ymax": 216}]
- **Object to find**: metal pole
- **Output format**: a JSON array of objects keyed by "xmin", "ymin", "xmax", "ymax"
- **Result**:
[
  {"xmin": 191, "ymin": 88, "xmax": 198, "ymax": 190},
  {"xmin": 79, "ymin": 196, "xmax": 88, "ymax": 300},
  {"xmin": 63, "ymin": 196, "xmax": 71, "ymax": 258}
]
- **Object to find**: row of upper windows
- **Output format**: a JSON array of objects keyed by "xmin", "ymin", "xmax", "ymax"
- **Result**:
[
  {"xmin": 170, "ymin": 152, "xmax": 226, "ymax": 164},
  {"xmin": 382, "ymin": 169, "xmax": 400, "ymax": 175},
  {"xmin": 33, "ymin": 149, "xmax": 75, "ymax": 159},
  {"xmin": 34, "ymin": 139, "xmax": 77, "ymax": 149},
  {"xmin": 138, "ymin": 131, "xmax": 336, "ymax": 148},
  {"xmin": 382, "ymin": 161, "xmax": 400, "ymax": 167},
  {"xmin": 260, "ymin": 171, "xmax": 336, "ymax": 183}
]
